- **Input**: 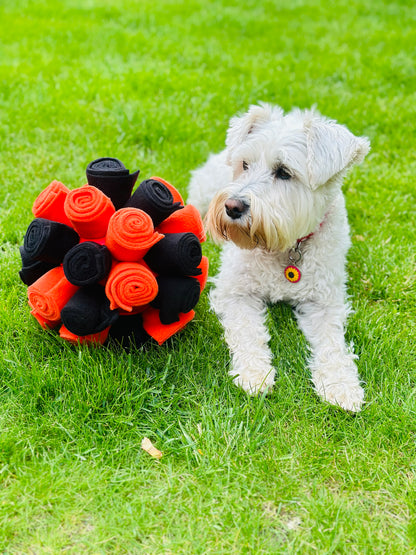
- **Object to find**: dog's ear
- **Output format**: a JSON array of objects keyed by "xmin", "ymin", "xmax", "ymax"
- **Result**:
[
  {"xmin": 225, "ymin": 103, "xmax": 284, "ymax": 155},
  {"xmin": 305, "ymin": 116, "xmax": 370, "ymax": 190}
]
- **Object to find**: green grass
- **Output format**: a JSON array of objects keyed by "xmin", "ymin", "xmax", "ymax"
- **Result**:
[{"xmin": 0, "ymin": 0, "xmax": 415, "ymax": 552}]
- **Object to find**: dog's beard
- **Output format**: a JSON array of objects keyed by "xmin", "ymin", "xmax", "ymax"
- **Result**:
[{"xmin": 205, "ymin": 191, "xmax": 293, "ymax": 252}]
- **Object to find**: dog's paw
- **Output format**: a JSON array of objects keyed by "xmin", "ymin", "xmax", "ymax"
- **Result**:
[
  {"xmin": 314, "ymin": 378, "xmax": 364, "ymax": 413},
  {"xmin": 229, "ymin": 365, "xmax": 275, "ymax": 396}
]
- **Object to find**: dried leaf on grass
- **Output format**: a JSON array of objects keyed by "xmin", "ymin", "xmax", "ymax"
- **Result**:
[{"xmin": 141, "ymin": 437, "xmax": 163, "ymax": 459}]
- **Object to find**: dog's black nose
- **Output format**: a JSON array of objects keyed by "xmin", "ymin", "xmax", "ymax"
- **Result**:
[{"xmin": 225, "ymin": 198, "xmax": 248, "ymax": 219}]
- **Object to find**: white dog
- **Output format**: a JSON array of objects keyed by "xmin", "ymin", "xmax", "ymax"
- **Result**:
[{"xmin": 187, "ymin": 103, "xmax": 370, "ymax": 412}]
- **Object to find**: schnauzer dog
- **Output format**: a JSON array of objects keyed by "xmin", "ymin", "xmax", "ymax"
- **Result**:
[{"xmin": 187, "ymin": 103, "xmax": 370, "ymax": 412}]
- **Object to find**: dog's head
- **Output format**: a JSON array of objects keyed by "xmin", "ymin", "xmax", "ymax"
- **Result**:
[{"xmin": 205, "ymin": 103, "xmax": 370, "ymax": 252}]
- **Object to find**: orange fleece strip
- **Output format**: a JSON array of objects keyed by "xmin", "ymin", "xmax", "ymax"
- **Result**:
[
  {"xmin": 27, "ymin": 266, "xmax": 78, "ymax": 323},
  {"xmin": 142, "ymin": 307, "xmax": 195, "ymax": 345},
  {"xmin": 156, "ymin": 203, "xmax": 206, "ymax": 243},
  {"xmin": 118, "ymin": 304, "xmax": 150, "ymax": 316},
  {"xmin": 106, "ymin": 208, "xmax": 163, "ymax": 262},
  {"xmin": 194, "ymin": 256, "xmax": 209, "ymax": 292},
  {"xmin": 64, "ymin": 185, "xmax": 115, "ymax": 239},
  {"xmin": 30, "ymin": 309, "xmax": 60, "ymax": 329},
  {"xmin": 59, "ymin": 324, "xmax": 110, "ymax": 345},
  {"xmin": 32, "ymin": 180, "xmax": 73, "ymax": 227},
  {"xmin": 150, "ymin": 176, "xmax": 184, "ymax": 205},
  {"xmin": 105, "ymin": 261, "xmax": 159, "ymax": 312}
]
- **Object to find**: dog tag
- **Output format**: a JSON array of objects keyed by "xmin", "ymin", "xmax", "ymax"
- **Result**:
[{"xmin": 284, "ymin": 265, "xmax": 301, "ymax": 283}]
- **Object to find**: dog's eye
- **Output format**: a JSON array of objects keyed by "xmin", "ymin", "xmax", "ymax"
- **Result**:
[
  {"xmin": 242, "ymin": 161, "xmax": 249, "ymax": 171},
  {"xmin": 274, "ymin": 166, "xmax": 292, "ymax": 180}
]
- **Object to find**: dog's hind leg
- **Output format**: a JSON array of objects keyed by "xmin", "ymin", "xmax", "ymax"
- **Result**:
[
  {"xmin": 294, "ymin": 300, "xmax": 364, "ymax": 412},
  {"xmin": 187, "ymin": 151, "xmax": 232, "ymax": 217}
]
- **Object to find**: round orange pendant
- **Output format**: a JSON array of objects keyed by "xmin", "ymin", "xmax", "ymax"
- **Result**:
[{"xmin": 284, "ymin": 265, "xmax": 301, "ymax": 283}]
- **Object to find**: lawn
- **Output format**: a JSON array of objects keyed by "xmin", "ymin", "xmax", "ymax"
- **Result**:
[{"xmin": 0, "ymin": 0, "xmax": 415, "ymax": 552}]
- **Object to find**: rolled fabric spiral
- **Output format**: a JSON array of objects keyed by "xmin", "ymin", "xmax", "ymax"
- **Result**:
[
  {"xmin": 106, "ymin": 208, "xmax": 164, "ymax": 262},
  {"xmin": 30, "ymin": 308, "xmax": 59, "ymax": 329},
  {"xmin": 86, "ymin": 157, "xmax": 140, "ymax": 210},
  {"xmin": 60, "ymin": 284, "xmax": 119, "ymax": 336},
  {"xmin": 151, "ymin": 276, "xmax": 201, "ymax": 325},
  {"xmin": 32, "ymin": 180, "xmax": 72, "ymax": 226},
  {"xmin": 144, "ymin": 232, "xmax": 202, "ymax": 276},
  {"xmin": 27, "ymin": 266, "xmax": 78, "ymax": 323},
  {"xmin": 150, "ymin": 176, "xmax": 184, "ymax": 205},
  {"xmin": 23, "ymin": 218, "xmax": 79, "ymax": 265},
  {"xmin": 124, "ymin": 179, "xmax": 183, "ymax": 227},
  {"xmin": 64, "ymin": 185, "xmax": 115, "ymax": 239},
  {"xmin": 19, "ymin": 245, "xmax": 56, "ymax": 286},
  {"xmin": 105, "ymin": 261, "xmax": 159, "ymax": 312},
  {"xmin": 63, "ymin": 241, "xmax": 112, "ymax": 286}
]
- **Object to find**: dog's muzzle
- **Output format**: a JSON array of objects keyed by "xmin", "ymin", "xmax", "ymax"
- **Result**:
[{"xmin": 224, "ymin": 198, "xmax": 249, "ymax": 220}]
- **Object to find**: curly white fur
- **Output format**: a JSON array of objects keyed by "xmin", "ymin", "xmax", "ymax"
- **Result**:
[{"xmin": 188, "ymin": 103, "xmax": 370, "ymax": 412}]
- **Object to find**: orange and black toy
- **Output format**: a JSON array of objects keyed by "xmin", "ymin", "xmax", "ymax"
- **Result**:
[{"xmin": 19, "ymin": 158, "xmax": 209, "ymax": 348}]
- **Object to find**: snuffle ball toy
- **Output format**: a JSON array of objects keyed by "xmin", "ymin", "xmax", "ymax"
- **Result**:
[{"xmin": 19, "ymin": 158, "xmax": 208, "ymax": 348}]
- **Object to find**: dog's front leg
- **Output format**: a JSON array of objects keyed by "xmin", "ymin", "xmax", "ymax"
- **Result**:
[
  {"xmin": 210, "ymin": 288, "xmax": 275, "ymax": 395},
  {"xmin": 294, "ymin": 301, "xmax": 364, "ymax": 412}
]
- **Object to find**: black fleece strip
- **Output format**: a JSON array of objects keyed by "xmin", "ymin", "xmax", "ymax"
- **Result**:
[
  {"xmin": 107, "ymin": 313, "xmax": 152, "ymax": 350},
  {"xmin": 151, "ymin": 275, "xmax": 201, "ymax": 325},
  {"xmin": 144, "ymin": 232, "xmax": 202, "ymax": 276},
  {"xmin": 23, "ymin": 218, "xmax": 79, "ymax": 265},
  {"xmin": 124, "ymin": 179, "xmax": 183, "ymax": 226},
  {"xmin": 86, "ymin": 157, "xmax": 140, "ymax": 210},
  {"xmin": 60, "ymin": 284, "xmax": 119, "ymax": 336},
  {"xmin": 19, "ymin": 246, "xmax": 57, "ymax": 286},
  {"xmin": 63, "ymin": 241, "xmax": 112, "ymax": 286}
]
